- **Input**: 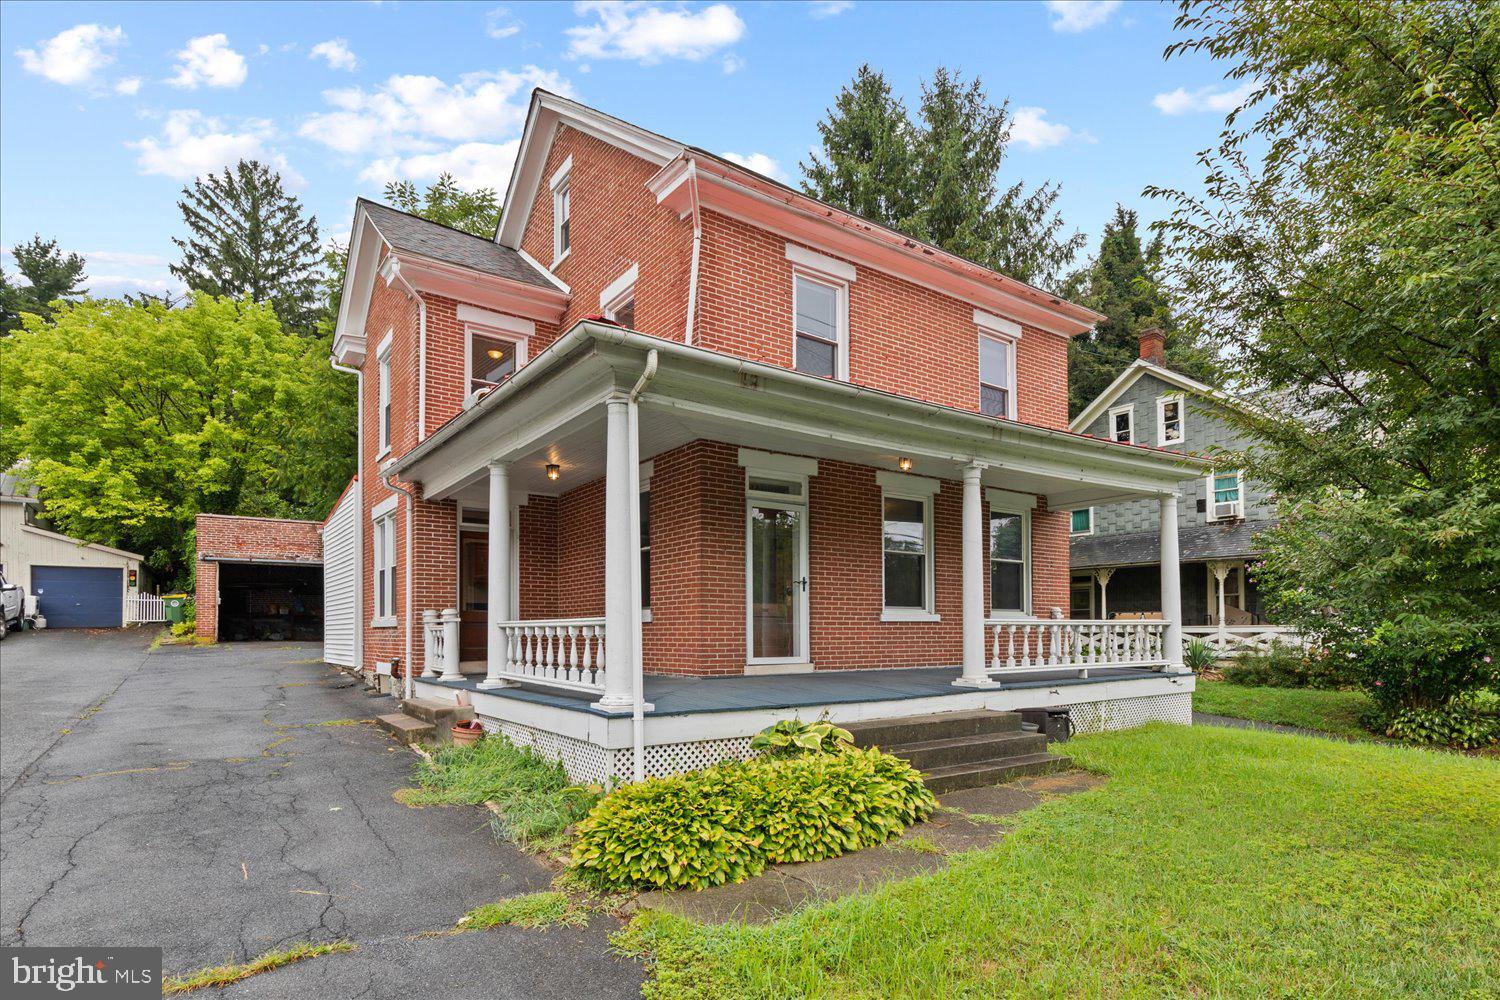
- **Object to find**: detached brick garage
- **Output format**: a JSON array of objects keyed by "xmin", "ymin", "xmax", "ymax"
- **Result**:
[{"xmin": 195, "ymin": 514, "xmax": 323, "ymax": 642}]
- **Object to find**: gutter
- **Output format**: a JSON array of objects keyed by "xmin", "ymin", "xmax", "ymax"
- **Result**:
[{"xmin": 683, "ymin": 162, "xmax": 703, "ymax": 346}]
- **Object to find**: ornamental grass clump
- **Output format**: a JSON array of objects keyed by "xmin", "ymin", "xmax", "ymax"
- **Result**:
[{"xmin": 569, "ymin": 747, "xmax": 935, "ymax": 892}]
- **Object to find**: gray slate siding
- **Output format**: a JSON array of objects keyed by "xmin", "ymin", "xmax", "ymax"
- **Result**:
[{"xmin": 1077, "ymin": 371, "xmax": 1275, "ymax": 540}]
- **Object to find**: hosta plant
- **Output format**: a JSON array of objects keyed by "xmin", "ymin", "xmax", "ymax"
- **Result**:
[{"xmin": 749, "ymin": 716, "xmax": 854, "ymax": 757}]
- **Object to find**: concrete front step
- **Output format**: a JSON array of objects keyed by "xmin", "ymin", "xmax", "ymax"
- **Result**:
[
  {"xmin": 846, "ymin": 709, "xmax": 1024, "ymax": 749},
  {"xmin": 919, "ymin": 752, "xmax": 1073, "ymax": 794},
  {"xmin": 885, "ymin": 730, "xmax": 1050, "ymax": 770},
  {"xmin": 400, "ymin": 697, "xmax": 475, "ymax": 726},
  {"xmin": 375, "ymin": 713, "xmax": 435, "ymax": 745}
]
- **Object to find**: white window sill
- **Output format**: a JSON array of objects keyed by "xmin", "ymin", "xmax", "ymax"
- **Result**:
[
  {"xmin": 641, "ymin": 609, "xmax": 652, "ymax": 623},
  {"xmin": 552, "ymin": 248, "xmax": 570, "ymax": 269},
  {"xmin": 376, "ymin": 445, "xmax": 391, "ymax": 460},
  {"xmin": 371, "ymin": 616, "xmax": 397, "ymax": 629},
  {"xmin": 880, "ymin": 609, "xmax": 941, "ymax": 623},
  {"xmin": 744, "ymin": 661, "xmax": 815, "ymax": 676}
]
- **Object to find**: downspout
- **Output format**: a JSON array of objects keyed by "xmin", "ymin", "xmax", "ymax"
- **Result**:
[
  {"xmin": 385, "ymin": 470, "xmax": 419, "ymax": 702},
  {"xmin": 682, "ymin": 161, "xmax": 703, "ymax": 346},
  {"xmin": 330, "ymin": 357, "xmax": 365, "ymax": 673},
  {"xmin": 627, "ymin": 349, "xmax": 659, "ymax": 782},
  {"xmin": 387, "ymin": 262, "xmax": 429, "ymax": 441}
]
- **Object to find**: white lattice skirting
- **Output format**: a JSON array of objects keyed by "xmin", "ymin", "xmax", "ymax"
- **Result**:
[
  {"xmin": 1059, "ymin": 692, "xmax": 1193, "ymax": 734},
  {"xmin": 479, "ymin": 717, "xmax": 756, "ymax": 784}
]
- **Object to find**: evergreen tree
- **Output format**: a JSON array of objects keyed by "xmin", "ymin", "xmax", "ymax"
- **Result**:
[
  {"xmin": 383, "ymin": 173, "xmax": 501, "ymax": 238},
  {"xmin": 171, "ymin": 160, "xmax": 323, "ymax": 334},
  {"xmin": 802, "ymin": 66, "xmax": 1083, "ymax": 290},
  {"xmin": 0, "ymin": 236, "xmax": 88, "ymax": 335}
]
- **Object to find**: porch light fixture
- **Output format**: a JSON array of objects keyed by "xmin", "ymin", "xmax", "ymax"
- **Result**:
[
  {"xmin": 898, "ymin": 456, "xmax": 913, "ymax": 472},
  {"xmin": 546, "ymin": 463, "xmax": 561, "ymax": 481}
]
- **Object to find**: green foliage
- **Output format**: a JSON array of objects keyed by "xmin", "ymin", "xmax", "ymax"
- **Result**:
[
  {"xmin": 1182, "ymin": 638, "xmax": 1218, "ymax": 675},
  {"xmin": 0, "ymin": 235, "xmax": 88, "ymax": 335},
  {"xmin": 0, "ymin": 296, "xmax": 355, "ymax": 585},
  {"xmin": 408, "ymin": 734, "xmax": 601, "ymax": 847},
  {"xmin": 1221, "ymin": 640, "xmax": 1349, "ymax": 689},
  {"xmin": 1192, "ymin": 682, "xmax": 1374, "ymax": 742},
  {"xmin": 456, "ymin": 891, "xmax": 585, "ymax": 931},
  {"xmin": 571, "ymin": 748, "xmax": 935, "ymax": 892},
  {"xmin": 1377, "ymin": 700, "xmax": 1499, "ymax": 751},
  {"xmin": 1353, "ymin": 619, "xmax": 1497, "ymax": 717},
  {"xmin": 748, "ymin": 717, "xmax": 853, "ymax": 757},
  {"xmin": 162, "ymin": 941, "xmax": 355, "ymax": 996},
  {"xmin": 1149, "ymin": 4, "xmax": 1500, "ymax": 707},
  {"xmin": 172, "ymin": 160, "xmax": 324, "ymax": 334},
  {"xmin": 169, "ymin": 601, "xmax": 196, "ymax": 639},
  {"xmin": 383, "ymin": 173, "xmax": 501, "ymax": 238},
  {"xmin": 802, "ymin": 66, "xmax": 1083, "ymax": 289}
]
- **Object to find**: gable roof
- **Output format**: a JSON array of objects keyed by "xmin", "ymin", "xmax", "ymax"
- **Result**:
[
  {"xmin": 359, "ymin": 200, "xmax": 553, "ymax": 289},
  {"xmin": 1069, "ymin": 358, "xmax": 1251, "ymax": 435}
]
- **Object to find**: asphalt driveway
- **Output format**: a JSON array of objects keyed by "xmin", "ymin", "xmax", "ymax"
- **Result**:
[{"xmin": 0, "ymin": 629, "xmax": 643, "ymax": 998}]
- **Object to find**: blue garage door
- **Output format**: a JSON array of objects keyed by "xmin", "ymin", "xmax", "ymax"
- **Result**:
[{"xmin": 32, "ymin": 566, "xmax": 123, "ymax": 628}]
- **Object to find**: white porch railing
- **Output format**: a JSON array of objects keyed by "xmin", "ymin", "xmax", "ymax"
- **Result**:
[
  {"xmin": 496, "ymin": 618, "xmax": 608, "ymax": 694},
  {"xmin": 125, "ymin": 594, "xmax": 167, "ymax": 623},
  {"xmin": 986, "ymin": 619, "xmax": 1170, "ymax": 680},
  {"xmin": 1182, "ymin": 625, "xmax": 1304, "ymax": 657}
]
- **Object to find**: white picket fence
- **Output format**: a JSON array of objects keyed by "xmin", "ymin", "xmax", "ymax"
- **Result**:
[{"xmin": 125, "ymin": 593, "xmax": 168, "ymax": 623}]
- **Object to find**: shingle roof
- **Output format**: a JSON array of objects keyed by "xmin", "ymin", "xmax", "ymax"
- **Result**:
[
  {"xmin": 359, "ymin": 200, "xmax": 555, "ymax": 289},
  {"xmin": 1070, "ymin": 520, "xmax": 1269, "ymax": 570}
]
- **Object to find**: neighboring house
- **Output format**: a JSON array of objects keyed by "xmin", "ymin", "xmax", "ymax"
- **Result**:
[
  {"xmin": 0, "ymin": 472, "xmax": 147, "ymax": 628},
  {"xmin": 1068, "ymin": 330, "xmax": 1280, "ymax": 645},
  {"xmin": 324, "ymin": 90, "xmax": 1206, "ymax": 783}
]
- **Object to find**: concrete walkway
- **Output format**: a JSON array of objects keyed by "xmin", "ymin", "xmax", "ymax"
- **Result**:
[{"xmin": 0, "ymin": 629, "xmax": 642, "ymax": 999}]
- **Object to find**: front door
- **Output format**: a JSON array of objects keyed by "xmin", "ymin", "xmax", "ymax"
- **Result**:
[
  {"xmin": 459, "ymin": 531, "xmax": 488, "ymax": 662},
  {"xmin": 747, "ymin": 500, "xmax": 808, "ymax": 663}
]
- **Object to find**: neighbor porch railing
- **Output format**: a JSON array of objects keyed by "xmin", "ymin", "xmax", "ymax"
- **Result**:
[
  {"xmin": 496, "ymin": 618, "xmax": 608, "ymax": 694},
  {"xmin": 125, "ymin": 593, "xmax": 167, "ymax": 623},
  {"xmin": 1182, "ymin": 624, "xmax": 1304, "ymax": 657},
  {"xmin": 986, "ymin": 619, "xmax": 1169, "ymax": 680}
]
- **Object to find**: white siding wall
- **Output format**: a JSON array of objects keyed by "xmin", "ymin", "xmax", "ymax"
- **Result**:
[
  {"xmin": 321, "ymin": 483, "xmax": 361, "ymax": 666},
  {"xmin": 0, "ymin": 502, "xmax": 141, "ymax": 594}
]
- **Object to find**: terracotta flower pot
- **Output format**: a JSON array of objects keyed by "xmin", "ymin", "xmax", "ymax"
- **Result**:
[{"xmin": 451, "ymin": 722, "xmax": 484, "ymax": 747}]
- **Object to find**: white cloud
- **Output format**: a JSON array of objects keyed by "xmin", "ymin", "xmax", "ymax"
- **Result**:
[
  {"xmin": 360, "ymin": 140, "xmax": 522, "ymax": 191},
  {"xmin": 310, "ymin": 38, "xmax": 358, "ymax": 71},
  {"xmin": 722, "ymin": 151, "xmax": 784, "ymax": 181},
  {"xmin": 114, "ymin": 76, "xmax": 142, "ymax": 96},
  {"xmin": 82, "ymin": 250, "xmax": 169, "ymax": 268},
  {"xmin": 16, "ymin": 23, "xmax": 125, "ymax": 87},
  {"xmin": 1008, "ymin": 106, "xmax": 1092, "ymax": 150},
  {"xmin": 300, "ymin": 66, "xmax": 568, "ymax": 158},
  {"xmin": 485, "ymin": 7, "xmax": 523, "ymax": 38},
  {"xmin": 1044, "ymin": 1, "xmax": 1121, "ymax": 33},
  {"xmin": 810, "ymin": 1, "xmax": 853, "ymax": 17},
  {"xmin": 130, "ymin": 110, "xmax": 301, "ymax": 185},
  {"xmin": 1152, "ymin": 80, "xmax": 1255, "ymax": 116},
  {"xmin": 566, "ymin": 1, "xmax": 746, "ymax": 64},
  {"xmin": 168, "ymin": 34, "xmax": 248, "ymax": 89},
  {"xmin": 721, "ymin": 53, "xmax": 744, "ymax": 74}
]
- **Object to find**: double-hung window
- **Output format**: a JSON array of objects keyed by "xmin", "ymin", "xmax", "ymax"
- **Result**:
[
  {"xmin": 461, "ymin": 306, "xmax": 532, "ymax": 394},
  {"xmin": 1207, "ymin": 470, "xmax": 1244, "ymax": 521},
  {"xmin": 550, "ymin": 155, "xmax": 572, "ymax": 266},
  {"xmin": 376, "ymin": 331, "xmax": 393, "ymax": 457},
  {"xmin": 1070, "ymin": 508, "xmax": 1094, "ymax": 536},
  {"xmin": 793, "ymin": 273, "xmax": 844, "ymax": 378},
  {"xmin": 1109, "ymin": 404, "xmax": 1134, "ymax": 443},
  {"xmin": 373, "ymin": 506, "xmax": 397, "ymax": 624},
  {"xmin": 1158, "ymin": 394, "xmax": 1185, "ymax": 446},
  {"xmin": 876, "ymin": 472, "xmax": 938, "ymax": 620},
  {"xmin": 988, "ymin": 497, "xmax": 1031, "ymax": 615},
  {"xmin": 601, "ymin": 263, "xmax": 638, "ymax": 330},
  {"xmin": 976, "ymin": 311, "xmax": 1021, "ymax": 419}
]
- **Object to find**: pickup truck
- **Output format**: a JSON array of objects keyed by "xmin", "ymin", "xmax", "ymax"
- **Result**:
[{"xmin": 0, "ymin": 571, "xmax": 27, "ymax": 639}]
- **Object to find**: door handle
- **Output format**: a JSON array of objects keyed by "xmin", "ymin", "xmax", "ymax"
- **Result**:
[{"xmin": 797, "ymin": 577, "xmax": 808, "ymax": 593}]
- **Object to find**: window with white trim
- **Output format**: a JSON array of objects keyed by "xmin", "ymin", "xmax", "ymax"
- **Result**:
[
  {"xmin": 1109, "ymin": 404, "xmax": 1134, "ymax": 443},
  {"xmin": 376, "ymin": 338, "xmax": 392, "ymax": 456},
  {"xmin": 1070, "ymin": 508, "xmax": 1094, "ymax": 536},
  {"xmin": 374, "ymin": 511, "xmax": 396, "ymax": 622},
  {"xmin": 979, "ymin": 332, "xmax": 1016, "ymax": 418},
  {"xmin": 1157, "ymin": 394, "xmax": 1185, "ymax": 446},
  {"xmin": 792, "ymin": 272, "xmax": 846, "ymax": 379},
  {"xmin": 469, "ymin": 330, "xmax": 520, "ymax": 392},
  {"xmin": 881, "ymin": 493, "xmax": 932, "ymax": 614},
  {"xmin": 550, "ymin": 158, "xmax": 572, "ymax": 265},
  {"xmin": 639, "ymin": 488, "xmax": 651, "ymax": 610},
  {"xmin": 989, "ymin": 505, "xmax": 1030, "ymax": 614},
  {"xmin": 602, "ymin": 266, "xmax": 638, "ymax": 329},
  {"xmin": 1207, "ymin": 470, "xmax": 1244, "ymax": 521}
]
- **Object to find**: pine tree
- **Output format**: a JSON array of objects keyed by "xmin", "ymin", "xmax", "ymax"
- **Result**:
[
  {"xmin": 800, "ymin": 65, "xmax": 918, "ymax": 228},
  {"xmin": 383, "ymin": 173, "xmax": 501, "ymax": 238},
  {"xmin": 171, "ymin": 160, "xmax": 323, "ymax": 334},
  {"xmin": 0, "ymin": 236, "xmax": 88, "ymax": 335}
]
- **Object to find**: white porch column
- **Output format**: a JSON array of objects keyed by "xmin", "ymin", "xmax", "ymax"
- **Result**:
[
  {"xmin": 954, "ymin": 462, "xmax": 996, "ymax": 688},
  {"xmin": 479, "ymin": 461, "xmax": 513, "ymax": 689},
  {"xmin": 1210, "ymin": 560, "xmax": 1232, "ymax": 638},
  {"xmin": 1159, "ymin": 494, "xmax": 1185, "ymax": 671},
  {"xmin": 597, "ymin": 394, "xmax": 635, "ymax": 709}
]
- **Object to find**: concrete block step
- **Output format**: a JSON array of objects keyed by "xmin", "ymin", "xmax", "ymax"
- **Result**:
[
  {"xmin": 919, "ymin": 752, "xmax": 1072, "ymax": 794},
  {"xmin": 847, "ymin": 710, "xmax": 1023, "ymax": 749},
  {"xmin": 400, "ymin": 697, "xmax": 475, "ymax": 725},
  {"xmin": 885, "ymin": 730, "xmax": 1050, "ymax": 770},
  {"xmin": 375, "ymin": 713, "xmax": 434, "ymax": 745}
]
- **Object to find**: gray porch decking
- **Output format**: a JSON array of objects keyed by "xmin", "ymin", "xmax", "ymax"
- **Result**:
[{"xmin": 421, "ymin": 665, "xmax": 1166, "ymax": 717}]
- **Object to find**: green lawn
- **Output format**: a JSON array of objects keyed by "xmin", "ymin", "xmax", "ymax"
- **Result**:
[
  {"xmin": 1193, "ymin": 680, "xmax": 1375, "ymax": 740},
  {"xmin": 621, "ymin": 724, "xmax": 1500, "ymax": 999}
]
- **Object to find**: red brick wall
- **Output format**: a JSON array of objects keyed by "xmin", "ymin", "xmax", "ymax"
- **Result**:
[
  {"xmin": 555, "ymin": 478, "xmax": 605, "ymax": 617},
  {"xmin": 194, "ymin": 514, "xmax": 322, "ymax": 640}
]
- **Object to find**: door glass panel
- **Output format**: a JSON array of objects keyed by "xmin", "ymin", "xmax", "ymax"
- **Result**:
[
  {"xmin": 750, "ymin": 505, "xmax": 800, "ymax": 659},
  {"xmin": 461, "ymin": 538, "xmax": 488, "ymax": 612}
]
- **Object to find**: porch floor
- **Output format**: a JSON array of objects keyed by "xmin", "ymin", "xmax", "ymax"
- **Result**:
[{"xmin": 422, "ymin": 665, "xmax": 1166, "ymax": 717}]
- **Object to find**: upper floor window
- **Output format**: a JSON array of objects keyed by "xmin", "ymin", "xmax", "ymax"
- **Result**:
[
  {"xmin": 550, "ymin": 155, "xmax": 573, "ymax": 266},
  {"xmin": 1158, "ymin": 394, "xmax": 1185, "ymax": 446},
  {"xmin": 1109, "ymin": 404, "xmax": 1134, "ymax": 443},
  {"xmin": 975, "ymin": 310, "xmax": 1021, "ymax": 420},
  {"xmin": 601, "ymin": 263, "xmax": 638, "ymax": 330},
  {"xmin": 1208, "ymin": 470, "xmax": 1244, "ymax": 521},
  {"xmin": 375, "ymin": 331, "xmax": 393, "ymax": 457},
  {"xmin": 1070, "ymin": 508, "xmax": 1094, "ymax": 536},
  {"xmin": 793, "ymin": 273, "xmax": 845, "ymax": 378},
  {"xmin": 460, "ymin": 306, "xmax": 533, "ymax": 395}
]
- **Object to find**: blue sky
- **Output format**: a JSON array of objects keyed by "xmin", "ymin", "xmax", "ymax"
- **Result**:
[{"xmin": 0, "ymin": 1, "xmax": 1250, "ymax": 298}]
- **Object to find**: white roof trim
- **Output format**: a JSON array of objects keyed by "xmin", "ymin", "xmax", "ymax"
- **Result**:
[
  {"xmin": 1070, "ymin": 358, "xmax": 1248, "ymax": 434},
  {"xmin": 516, "ymin": 247, "xmax": 569, "ymax": 293},
  {"xmin": 785, "ymin": 243, "xmax": 856, "ymax": 283},
  {"xmin": 458, "ymin": 304, "xmax": 535, "ymax": 337},
  {"xmin": 20, "ymin": 524, "xmax": 143, "ymax": 560}
]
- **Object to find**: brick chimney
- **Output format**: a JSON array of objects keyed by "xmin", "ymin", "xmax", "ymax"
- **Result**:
[{"xmin": 1138, "ymin": 327, "xmax": 1166, "ymax": 366}]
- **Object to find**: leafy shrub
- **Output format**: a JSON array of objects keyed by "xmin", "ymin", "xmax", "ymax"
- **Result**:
[
  {"xmin": 1222, "ymin": 641, "xmax": 1349, "ymax": 689},
  {"xmin": 1183, "ymin": 639, "xmax": 1218, "ymax": 674},
  {"xmin": 749, "ymin": 716, "xmax": 853, "ymax": 756},
  {"xmin": 1374, "ymin": 700, "xmax": 1499, "ymax": 750},
  {"xmin": 1354, "ymin": 618, "xmax": 1498, "ymax": 716},
  {"xmin": 570, "ymin": 748, "xmax": 935, "ymax": 892},
  {"xmin": 407, "ymin": 735, "xmax": 600, "ymax": 846},
  {"xmin": 169, "ymin": 600, "xmax": 197, "ymax": 638}
]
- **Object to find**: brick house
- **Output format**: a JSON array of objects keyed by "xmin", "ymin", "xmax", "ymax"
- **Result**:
[{"xmin": 324, "ymin": 91, "xmax": 1204, "ymax": 782}]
